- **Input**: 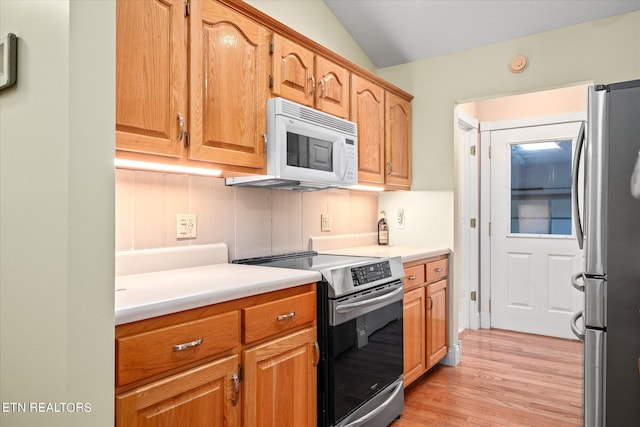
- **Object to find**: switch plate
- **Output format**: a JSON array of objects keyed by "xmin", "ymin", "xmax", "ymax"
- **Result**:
[
  {"xmin": 176, "ymin": 214, "xmax": 197, "ymax": 239},
  {"xmin": 321, "ymin": 213, "xmax": 332, "ymax": 232},
  {"xmin": 396, "ymin": 208, "xmax": 405, "ymax": 229}
]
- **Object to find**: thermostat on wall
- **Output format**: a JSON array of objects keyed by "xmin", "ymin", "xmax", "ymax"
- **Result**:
[{"xmin": 0, "ymin": 33, "xmax": 18, "ymax": 92}]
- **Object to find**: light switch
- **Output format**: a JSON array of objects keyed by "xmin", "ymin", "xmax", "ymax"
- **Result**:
[{"xmin": 321, "ymin": 213, "xmax": 332, "ymax": 232}]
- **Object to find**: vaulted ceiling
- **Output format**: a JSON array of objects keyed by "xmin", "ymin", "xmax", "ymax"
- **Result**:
[{"xmin": 324, "ymin": 0, "xmax": 640, "ymax": 68}]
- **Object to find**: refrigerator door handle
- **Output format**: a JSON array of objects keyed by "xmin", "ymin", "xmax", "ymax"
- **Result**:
[
  {"xmin": 571, "ymin": 272, "xmax": 585, "ymax": 292},
  {"xmin": 572, "ymin": 120, "xmax": 586, "ymax": 249},
  {"xmin": 570, "ymin": 310, "xmax": 585, "ymax": 340}
]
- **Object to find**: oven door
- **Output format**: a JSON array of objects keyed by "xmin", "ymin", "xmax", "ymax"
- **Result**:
[{"xmin": 327, "ymin": 281, "xmax": 404, "ymax": 426}]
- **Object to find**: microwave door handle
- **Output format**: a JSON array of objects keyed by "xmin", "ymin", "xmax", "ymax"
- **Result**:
[
  {"xmin": 572, "ymin": 121, "xmax": 586, "ymax": 249},
  {"xmin": 340, "ymin": 142, "xmax": 348, "ymax": 181}
]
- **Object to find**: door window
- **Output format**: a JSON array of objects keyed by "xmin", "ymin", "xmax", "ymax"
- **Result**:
[{"xmin": 509, "ymin": 139, "xmax": 573, "ymax": 235}]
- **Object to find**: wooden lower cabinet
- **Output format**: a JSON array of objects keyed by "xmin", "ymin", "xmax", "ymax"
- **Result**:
[
  {"xmin": 115, "ymin": 355, "xmax": 241, "ymax": 427},
  {"xmin": 426, "ymin": 279, "xmax": 448, "ymax": 369},
  {"xmin": 402, "ymin": 255, "xmax": 448, "ymax": 387},
  {"xmin": 242, "ymin": 327, "xmax": 317, "ymax": 427},
  {"xmin": 115, "ymin": 284, "xmax": 317, "ymax": 426},
  {"xmin": 403, "ymin": 287, "xmax": 426, "ymax": 386}
]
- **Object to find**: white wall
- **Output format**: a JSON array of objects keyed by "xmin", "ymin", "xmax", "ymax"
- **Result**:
[
  {"xmin": 0, "ymin": 2, "xmax": 115, "ymax": 426},
  {"xmin": 378, "ymin": 191, "xmax": 453, "ymax": 249}
]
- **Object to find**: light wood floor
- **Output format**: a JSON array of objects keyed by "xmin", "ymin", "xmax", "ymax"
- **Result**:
[{"xmin": 391, "ymin": 329, "xmax": 583, "ymax": 426}]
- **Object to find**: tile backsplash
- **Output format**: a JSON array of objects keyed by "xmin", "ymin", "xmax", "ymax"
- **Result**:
[{"xmin": 116, "ymin": 169, "xmax": 378, "ymax": 260}]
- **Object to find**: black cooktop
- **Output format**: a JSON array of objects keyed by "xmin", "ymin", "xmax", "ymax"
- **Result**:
[{"xmin": 232, "ymin": 251, "xmax": 378, "ymax": 272}]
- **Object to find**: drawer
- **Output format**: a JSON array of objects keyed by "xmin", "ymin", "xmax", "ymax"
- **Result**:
[
  {"xmin": 116, "ymin": 310, "xmax": 239, "ymax": 387},
  {"xmin": 243, "ymin": 291, "xmax": 316, "ymax": 344},
  {"xmin": 426, "ymin": 259, "xmax": 448, "ymax": 283},
  {"xmin": 403, "ymin": 264, "xmax": 425, "ymax": 290}
]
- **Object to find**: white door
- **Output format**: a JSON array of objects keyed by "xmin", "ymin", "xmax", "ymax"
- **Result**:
[{"xmin": 489, "ymin": 121, "xmax": 583, "ymax": 339}]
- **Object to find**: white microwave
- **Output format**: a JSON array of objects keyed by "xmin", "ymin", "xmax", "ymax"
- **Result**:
[{"xmin": 226, "ymin": 98, "xmax": 358, "ymax": 191}]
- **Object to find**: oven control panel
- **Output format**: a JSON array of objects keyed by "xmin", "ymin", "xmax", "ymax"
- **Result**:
[{"xmin": 351, "ymin": 261, "xmax": 392, "ymax": 287}]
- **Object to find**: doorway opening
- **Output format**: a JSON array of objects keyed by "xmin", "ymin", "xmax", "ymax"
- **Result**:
[{"xmin": 455, "ymin": 82, "xmax": 589, "ymax": 337}]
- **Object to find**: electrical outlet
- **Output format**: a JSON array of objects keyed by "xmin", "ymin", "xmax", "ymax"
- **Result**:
[
  {"xmin": 176, "ymin": 214, "xmax": 197, "ymax": 239},
  {"xmin": 321, "ymin": 213, "xmax": 332, "ymax": 232}
]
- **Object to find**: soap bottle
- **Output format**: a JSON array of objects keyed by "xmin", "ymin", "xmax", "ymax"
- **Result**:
[{"xmin": 378, "ymin": 211, "xmax": 389, "ymax": 245}]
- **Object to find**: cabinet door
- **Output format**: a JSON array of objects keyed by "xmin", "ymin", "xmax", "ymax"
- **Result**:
[
  {"xmin": 116, "ymin": 0, "xmax": 187, "ymax": 157},
  {"xmin": 403, "ymin": 286, "xmax": 426, "ymax": 387},
  {"xmin": 115, "ymin": 355, "xmax": 240, "ymax": 427},
  {"xmin": 351, "ymin": 75, "xmax": 385, "ymax": 185},
  {"xmin": 189, "ymin": 0, "xmax": 269, "ymax": 169},
  {"xmin": 271, "ymin": 34, "xmax": 315, "ymax": 107},
  {"xmin": 315, "ymin": 55, "xmax": 349, "ymax": 119},
  {"xmin": 242, "ymin": 327, "xmax": 317, "ymax": 427},
  {"xmin": 426, "ymin": 280, "xmax": 448, "ymax": 369},
  {"xmin": 385, "ymin": 91, "xmax": 412, "ymax": 188}
]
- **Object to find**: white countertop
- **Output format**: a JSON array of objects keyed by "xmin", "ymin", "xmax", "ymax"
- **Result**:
[
  {"xmin": 321, "ymin": 245, "xmax": 451, "ymax": 264},
  {"xmin": 115, "ymin": 263, "xmax": 321, "ymax": 325}
]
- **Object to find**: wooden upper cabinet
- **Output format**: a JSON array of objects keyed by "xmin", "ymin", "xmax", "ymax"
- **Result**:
[
  {"xmin": 116, "ymin": 0, "xmax": 188, "ymax": 157},
  {"xmin": 385, "ymin": 91, "xmax": 412, "ymax": 188},
  {"xmin": 270, "ymin": 34, "xmax": 314, "ymax": 107},
  {"xmin": 314, "ymin": 55, "xmax": 349, "ymax": 119},
  {"xmin": 188, "ymin": 0, "xmax": 269, "ymax": 169},
  {"xmin": 271, "ymin": 34, "xmax": 349, "ymax": 119},
  {"xmin": 350, "ymin": 74, "xmax": 385, "ymax": 184}
]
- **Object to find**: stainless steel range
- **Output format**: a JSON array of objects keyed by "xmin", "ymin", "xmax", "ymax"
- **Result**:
[{"xmin": 234, "ymin": 252, "xmax": 405, "ymax": 427}]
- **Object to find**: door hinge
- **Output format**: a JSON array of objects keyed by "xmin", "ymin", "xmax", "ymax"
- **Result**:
[
  {"xmin": 268, "ymin": 75, "xmax": 274, "ymax": 89},
  {"xmin": 488, "ymin": 222, "xmax": 492, "ymax": 236},
  {"xmin": 238, "ymin": 364, "xmax": 243, "ymax": 381},
  {"xmin": 470, "ymin": 218, "xmax": 476, "ymax": 228},
  {"xmin": 488, "ymin": 299, "xmax": 492, "ymax": 313},
  {"xmin": 470, "ymin": 291, "xmax": 477, "ymax": 301},
  {"xmin": 470, "ymin": 145, "xmax": 476, "ymax": 156},
  {"xmin": 184, "ymin": 132, "xmax": 190, "ymax": 148},
  {"xmin": 269, "ymin": 41, "xmax": 274, "ymax": 55},
  {"xmin": 488, "ymin": 145, "xmax": 492, "ymax": 159},
  {"xmin": 183, "ymin": 0, "xmax": 190, "ymax": 17}
]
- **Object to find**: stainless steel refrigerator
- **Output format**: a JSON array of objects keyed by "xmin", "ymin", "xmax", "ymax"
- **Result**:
[{"xmin": 571, "ymin": 79, "xmax": 640, "ymax": 426}]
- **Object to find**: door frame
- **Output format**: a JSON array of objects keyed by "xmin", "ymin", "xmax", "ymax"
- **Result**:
[
  {"xmin": 457, "ymin": 110, "xmax": 480, "ymax": 330},
  {"xmin": 478, "ymin": 111, "xmax": 586, "ymax": 328}
]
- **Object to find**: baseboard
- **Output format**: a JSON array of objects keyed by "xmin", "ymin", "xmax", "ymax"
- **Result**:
[{"xmin": 440, "ymin": 340, "xmax": 462, "ymax": 366}]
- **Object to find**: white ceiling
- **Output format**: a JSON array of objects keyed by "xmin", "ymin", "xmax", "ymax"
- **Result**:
[{"xmin": 324, "ymin": 0, "xmax": 640, "ymax": 68}]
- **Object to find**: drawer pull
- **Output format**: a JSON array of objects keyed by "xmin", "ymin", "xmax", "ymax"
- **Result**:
[
  {"xmin": 172, "ymin": 338, "xmax": 203, "ymax": 352},
  {"xmin": 277, "ymin": 312, "xmax": 296, "ymax": 321},
  {"xmin": 434, "ymin": 267, "xmax": 444, "ymax": 273},
  {"xmin": 408, "ymin": 275, "xmax": 417, "ymax": 280}
]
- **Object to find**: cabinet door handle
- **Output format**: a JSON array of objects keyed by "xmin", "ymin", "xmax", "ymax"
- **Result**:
[
  {"xmin": 172, "ymin": 338, "xmax": 203, "ymax": 352},
  {"xmin": 231, "ymin": 373, "xmax": 240, "ymax": 406},
  {"xmin": 313, "ymin": 341, "xmax": 320, "ymax": 366},
  {"xmin": 277, "ymin": 311, "xmax": 296, "ymax": 321},
  {"xmin": 388, "ymin": 161, "xmax": 393, "ymax": 176},
  {"xmin": 435, "ymin": 267, "xmax": 444, "ymax": 273},
  {"xmin": 310, "ymin": 75, "xmax": 315, "ymax": 96},
  {"xmin": 320, "ymin": 79, "xmax": 325, "ymax": 98},
  {"xmin": 177, "ymin": 113, "xmax": 185, "ymax": 142},
  {"xmin": 408, "ymin": 275, "xmax": 417, "ymax": 281},
  {"xmin": 428, "ymin": 296, "xmax": 433, "ymax": 310}
]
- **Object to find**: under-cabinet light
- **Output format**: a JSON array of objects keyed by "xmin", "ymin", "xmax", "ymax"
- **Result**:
[
  {"xmin": 348, "ymin": 184, "xmax": 386, "ymax": 192},
  {"xmin": 114, "ymin": 159, "xmax": 223, "ymax": 177}
]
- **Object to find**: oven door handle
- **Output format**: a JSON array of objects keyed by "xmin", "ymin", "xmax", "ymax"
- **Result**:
[
  {"xmin": 335, "ymin": 286, "xmax": 403, "ymax": 314},
  {"xmin": 343, "ymin": 380, "xmax": 404, "ymax": 427}
]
